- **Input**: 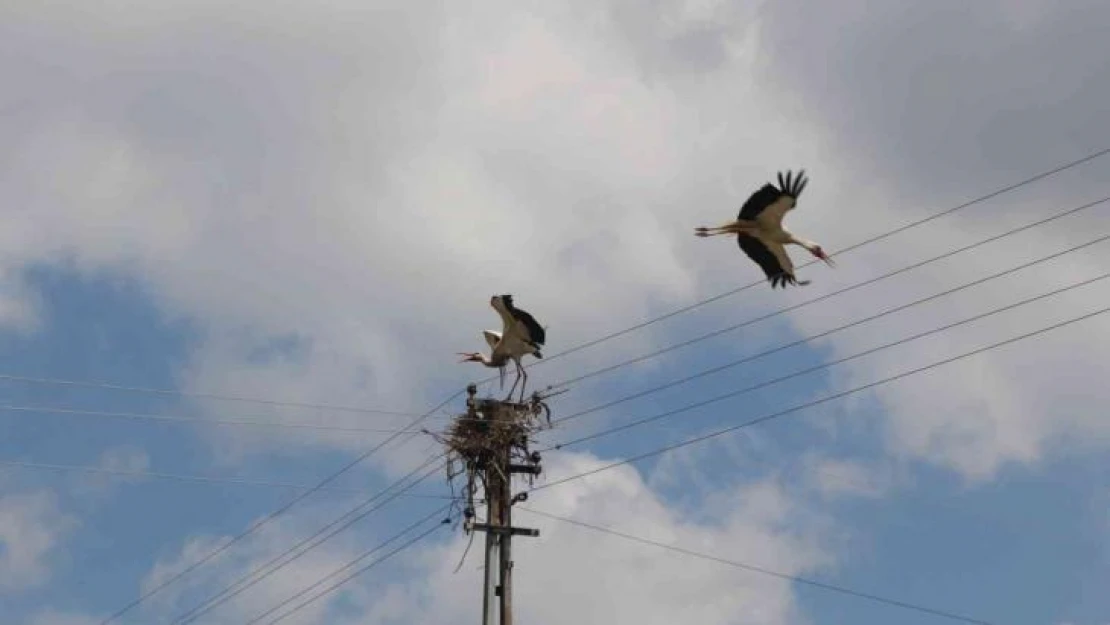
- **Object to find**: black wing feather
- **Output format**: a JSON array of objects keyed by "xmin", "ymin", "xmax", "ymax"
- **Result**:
[
  {"xmin": 501, "ymin": 295, "xmax": 546, "ymax": 347},
  {"xmin": 736, "ymin": 234, "xmax": 802, "ymax": 288},
  {"xmin": 512, "ymin": 308, "xmax": 545, "ymax": 346},
  {"xmin": 740, "ymin": 170, "xmax": 809, "ymax": 220},
  {"xmin": 737, "ymin": 184, "xmax": 783, "ymax": 220}
]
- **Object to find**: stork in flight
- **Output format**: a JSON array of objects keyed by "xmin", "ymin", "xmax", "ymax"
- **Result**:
[
  {"xmin": 458, "ymin": 294, "xmax": 546, "ymax": 402},
  {"xmin": 694, "ymin": 169, "xmax": 835, "ymax": 288}
]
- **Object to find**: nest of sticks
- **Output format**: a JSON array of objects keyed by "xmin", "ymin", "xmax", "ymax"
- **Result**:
[
  {"xmin": 432, "ymin": 397, "xmax": 551, "ymax": 521},
  {"xmin": 444, "ymin": 399, "xmax": 547, "ymax": 472},
  {"xmin": 428, "ymin": 395, "xmax": 553, "ymax": 572}
]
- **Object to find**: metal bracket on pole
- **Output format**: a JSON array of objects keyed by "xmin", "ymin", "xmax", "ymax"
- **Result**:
[
  {"xmin": 508, "ymin": 463, "xmax": 541, "ymax": 475},
  {"xmin": 470, "ymin": 523, "xmax": 540, "ymax": 538}
]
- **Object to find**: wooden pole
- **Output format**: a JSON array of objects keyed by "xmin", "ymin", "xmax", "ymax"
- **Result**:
[
  {"xmin": 460, "ymin": 392, "xmax": 539, "ymax": 625},
  {"xmin": 482, "ymin": 485, "xmax": 499, "ymax": 625},
  {"xmin": 498, "ymin": 403, "xmax": 513, "ymax": 625}
]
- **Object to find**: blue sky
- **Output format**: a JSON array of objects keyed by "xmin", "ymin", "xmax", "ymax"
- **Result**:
[{"xmin": 2, "ymin": 1, "xmax": 1110, "ymax": 624}]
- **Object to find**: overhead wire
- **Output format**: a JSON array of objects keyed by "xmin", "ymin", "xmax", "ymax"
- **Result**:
[
  {"xmin": 0, "ymin": 372, "xmax": 426, "ymax": 419},
  {"xmin": 548, "ymin": 229, "xmax": 1110, "ymax": 430},
  {"xmin": 540, "ymin": 194, "xmax": 1109, "ymax": 395},
  {"xmin": 519, "ymin": 507, "xmax": 994, "ymax": 625},
  {"xmin": 0, "ymin": 459, "xmax": 459, "ymax": 499},
  {"xmin": 171, "ymin": 456, "xmax": 447, "ymax": 625},
  {"xmin": 95, "ymin": 386, "xmax": 466, "ymax": 625},
  {"xmin": 73, "ymin": 147, "xmax": 1110, "ymax": 622},
  {"xmin": 0, "ymin": 403, "xmax": 433, "ymax": 434},
  {"xmin": 470, "ymin": 146, "xmax": 1110, "ymax": 389},
  {"xmin": 544, "ymin": 268, "xmax": 1109, "ymax": 451},
  {"xmin": 256, "ymin": 512, "xmax": 454, "ymax": 625},
  {"xmin": 244, "ymin": 504, "xmax": 453, "ymax": 625},
  {"xmin": 528, "ymin": 304, "xmax": 1110, "ymax": 494},
  {"xmin": 2, "ymin": 150, "xmax": 1105, "ymax": 431}
]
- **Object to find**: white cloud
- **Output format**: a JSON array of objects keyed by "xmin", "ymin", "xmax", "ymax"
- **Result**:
[
  {"xmin": 122, "ymin": 450, "xmax": 833, "ymax": 625},
  {"xmin": 799, "ymin": 455, "xmax": 891, "ymax": 500},
  {"xmin": 69, "ymin": 446, "xmax": 151, "ymax": 498},
  {"xmin": 2, "ymin": 2, "xmax": 1110, "ymax": 622},
  {"xmin": 0, "ymin": 490, "xmax": 78, "ymax": 594},
  {"xmin": 0, "ymin": 0, "xmax": 817, "ymax": 472}
]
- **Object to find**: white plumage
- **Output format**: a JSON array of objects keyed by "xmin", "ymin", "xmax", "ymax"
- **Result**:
[
  {"xmin": 459, "ymin": 294, "xmax": 546, "ymax": 401},
  {"xmin": 695, "ymin": 169, "xmax": 835, "ymax": 288}
]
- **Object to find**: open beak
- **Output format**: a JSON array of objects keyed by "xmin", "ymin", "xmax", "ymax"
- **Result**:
[
  {"xmin": 820, "ymin": 254, "xmax": 836, "ymax": 267},
  {"xmin": 457, "ymin": 353, "xmax": 474, "ymax": 362}
]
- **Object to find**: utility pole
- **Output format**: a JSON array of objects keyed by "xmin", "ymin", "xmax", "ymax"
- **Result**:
[{"xmin": 444, "ymin": 384, "xmax": 550, "ymax": 625}]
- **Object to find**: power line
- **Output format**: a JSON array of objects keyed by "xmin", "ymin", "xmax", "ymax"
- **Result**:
[
  {"xmin": 519, "ymin": 507, "xmax": 994, "ymax": 625},
  {"xmin": 544, "ymin": 259, "xmax": 1110, "ymax": 451},
  {"xmin": 259, "ymin": 514, "xmax": 453, "ymax": 625},
  {"xmin": 96, "ymin": 386, "xmax": 466, "ymax": 625},
  {"xmin": 530, "ymin": 304, "xmax": 1110, "ymax": 493},
  {"xmin": 549, "ymin": 228, "xmax": 1110, "ymax": 428},
  {"xmin": 0, "ymin": 151, "xmax": 1101, "ymax": 430},
  {"xmin": 542, "ymin": 195, "xmax": 1108, "ymax": 394},
  {"xmin": 245, "ymin": 504, "xmax": 452, "ymax": 625},
  {"xmin": 56, "ymin": 147, "xmax": 1110, "ymax": 622},
  {"xmin": 0, "ymin": 372, "xmax": 425, "ymax": 419},
  {"xmin": 471, "ymin": 146, "xmax": 1110, "ymax": 388},
  {"xmin": 0, "ymin": 459, "xmax": 458, "ymax": 499},
  {"xmin": 0, "ymin": 403, "xmax": 436, "ymax": 434},
  {"xmin": 172, "ymin": 458, "xmax": 446, "ymax": 625}
]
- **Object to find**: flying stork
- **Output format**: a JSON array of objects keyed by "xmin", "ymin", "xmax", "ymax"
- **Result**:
[
  {"xmin": 694, "ymin": 169, "xmax": 835, "ymax": 288},
  {"xmin": 458, "ymin": 294, "xmax": 546, "ymax": 402}
]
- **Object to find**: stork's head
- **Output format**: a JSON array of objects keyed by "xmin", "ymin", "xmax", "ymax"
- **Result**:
[
  {"xmin": 491, "ymin": 294, "xmax": 512, "ymax": 309},
  {"xmin": 809, "ymin": 244, "xmax": 836, "ymax": 267}
]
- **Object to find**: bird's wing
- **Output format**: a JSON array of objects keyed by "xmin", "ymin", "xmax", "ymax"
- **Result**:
[
  {"xmin": 736, "ymin": 234, "xmax": 784, "ymax": 279},
  {"xmin": 765, "ymin": 239, "xmax": 808, "ymax": 287},
  {"xmin": 777, "ymin": 169, "xmax": 808, "ymax": 198},
  {"xmin": 482, "ymin": 330, "xmax": 502, "ymax": 350},
  {"xmin": 754, "ymin": 194, "xmax": 796, "ymax": 230},
  {"xmin": 737, "ymin": 234, "xmax": 804, "ymax": 288},
  {"xmin": 765, "ymin": 239, "xmax": 795, "ymax": 277},
  {"xmin": 737, "ymin": 184, "xmax": 783, "ymax": 220},
  {"xmin": 490, "ymin": 297, "xmax": 516, "ymax": 335},
  {"xmin": 511, "ymin": 307, "xmax": 546, "ymax": 346}
]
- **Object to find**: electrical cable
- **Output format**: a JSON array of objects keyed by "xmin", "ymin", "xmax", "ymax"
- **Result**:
[
  {"xmin": 245, "ymin": 504, "xmax": 452, "ymax": 625},
  {"xmin": 519, "ymin": 507, "xmax": 994, "ymax": 625},
  {"xmin": 471, "ymin": 147, "xmax": 1110, "ymax": 388},
  {"xmin": 542, "ymin": 257, "xmax": 1109, "ymax": 451},
  {"xmin": 0, "ymin": 458, "xmax": 458, "ymax": 499},
  {"xmin": 96, "ymin": 386, "xmax": 466, "ymax": 625},
  {"xmin": 549, "ymin": 230, "xmax": 1110, "ymax": 428},
  {"xmin": 542, "ymin": 195, "xmax": 1108, "ymax": 395},
  {"xmin": 258, "ymin": 514, "xmax": 453, "ymax": 625},
  {"xmin": 0, "ymin": 372, "xmax": 424, "ymax": 418},
  {"xmin": 0, "ymin": 403, "xmax": 431, "ymax": 433},
  {"xmin": 171, "ymin": 456, "xmax": 446, "ymax": 624},
  {"xmin": 529, "ymin": 304, "xmax": 1110, "ymax": 493}
]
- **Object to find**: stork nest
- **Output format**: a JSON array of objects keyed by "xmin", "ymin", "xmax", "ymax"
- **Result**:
[
  {"xmin": 440, "ymin": 397, "xmax": 549, "ymax": 469},
  {"xmin": 428, "ymin": 394, "xmax": 552, "ymax": 522}
]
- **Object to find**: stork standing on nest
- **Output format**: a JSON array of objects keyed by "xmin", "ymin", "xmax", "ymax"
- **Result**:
[
  {"xmin": 695, "ymin": 169, "xmax": 835, "ymax": 288},
  {"xmin": 458, "ymin": 294, "xmax": 546, "ymax": 402}
]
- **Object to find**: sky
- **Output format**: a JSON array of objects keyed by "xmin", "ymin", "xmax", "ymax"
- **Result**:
[{"xmin": 1, "ymin": 0, "xmax": 1109, "ymax": 624}]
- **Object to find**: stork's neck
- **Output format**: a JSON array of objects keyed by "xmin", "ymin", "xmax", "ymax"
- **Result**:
[
  {"xmin": 483, "ymin": 352, "xmax": 508, "ymax": 367},
  {"xmin": 784, "ymin": 231, "xmax": 818, "ymax": 252}
]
